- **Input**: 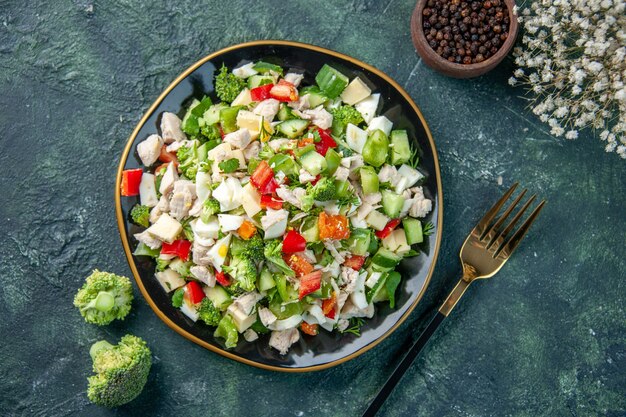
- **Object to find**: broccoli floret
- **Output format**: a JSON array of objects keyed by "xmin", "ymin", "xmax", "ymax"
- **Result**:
[
  {"xmin": 200, "ymin": 123, "xmax": 222, "ymax": 143},
  {"xmin": 177, "ymin": 142, "xmax": 198, "ymax": 180},
  {"xmin": 258, "ymin": 144, "xmax": 275, "ymax": 160},
  {"xmin": 331, "ymin": 105, "xmax": 364, "ymax": 127},
  {"xmin": 243, "ymin": 235, "xmax": 264, "ymax": 263},
  {"xmin": 201, "ymin": 198, "xmax": 221, "ymax": 223},
  {"xmin": 130, "ymin": 205, "xmax": 150, "ymax": 228},
  {"xmin": 197, "ymin": 298, "xmax": 221, "ymax": 326},
  {"xmin": 309, "ymin": 177, "xmax": 336, "ymax": 201},
  {"xmin": 264, "ymin": 240, "xmax": 295, "ymax": 277},
  {"xmin": 214, "ymin": 314, "xmax": 238, "ymax": 348},
  {"xmin": 155, "ymin": 258, "xmax": 170, "ymax": 272},
  {"xmin": 87, "ymin": 334, "xmax": 151, "ymax": 408},
  {"xmin": 223, "ymin": 255, "xmax": 257, "ymax": 292},
  {"xmin": 74, "ymin": 270, "xmax": 134, "ymax": 326},
  {"xmin": 215, "ymin": 64, "xmax": 245, "ymax": 103}
]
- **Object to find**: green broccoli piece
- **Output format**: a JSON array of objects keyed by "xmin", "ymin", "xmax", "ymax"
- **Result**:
[
  {"xmin": 243, "ymin": 235, "xmax": 264, "ymax": 263},
  {"xmin": 215, "ymin": 64, "xmax": 245, "ymax": 103},
  {"xmin": 264, "ymin": 240, "xmax": 295, "ymax": 277},
  {"xmin": 223, "ymin": 255, "xmax": 257, "ymax": 292},
  {"xmin": 258, "ymin": 144, "xmax": 275, "ymax": 161},
  {"xmin": 201, "ymin": 198, "xmax": 221, "ymax": 223},
  {"xmin": 130, "ymin": 205, "xmax": 150, "ymax": 228},
  {"xmin": 330, "ymin": 105, "xmax": 364, "ymax": 135},
  {"xmin": 87, "ymin": 334, "xmax": 152, "ymax": 408},
  {"xmin": 197, "ymin": 298, "xmax": 221, "ymax": 326},
  {"xmin": 331, "ymin": 105, "xmax": 364, "ymax": 127},
  {"xmin": 177, "ymin": 142, "xmax": 199, "ymax": 180},
  {"xmin": 200, "ymin": 123, "xmax": 222, "ymax": 143},
  {"xmin": 214, "ymin": 314, "xmax": 238, "ymax": 348},
  {"xmin": 309, "ymin": 177, "xmax": 336, "ymax": 201},
  {"xmin": 74, "ymin": 270, "xmax": 134, "ymax": 326}
]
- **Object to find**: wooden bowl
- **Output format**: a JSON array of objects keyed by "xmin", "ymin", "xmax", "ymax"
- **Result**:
[{"xmin": 410, "ymin": 0, "xmax": 519, "ymax": 78}]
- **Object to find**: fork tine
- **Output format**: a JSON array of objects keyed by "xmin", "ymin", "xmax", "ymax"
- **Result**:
[
  {"xmin": 487, "ymin": 194, "xmax": 537, "ymax": 250},
  {"xmin": 474, "ymin": 182, "xmax": 519, "ymax": 235},
  {"xmin": 495, "ymin": 200, "xmax": 546, "ymax": 258},
  {"xmin": 480, "ymin": 188, "xmax": 527, "ymax": 240}
]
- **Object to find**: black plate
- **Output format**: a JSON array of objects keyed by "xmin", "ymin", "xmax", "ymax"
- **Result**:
[{"xmin": 115, "ymin": 40, "xmax": 442, "ymax": 372}]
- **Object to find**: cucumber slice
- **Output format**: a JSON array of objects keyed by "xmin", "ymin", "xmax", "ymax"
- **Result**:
[
  {"xmin": 360, "ymin": 166, "xmax": 379, "ymax": 195},
  {"xmin": 275, "ymin": 274, "xmax": 289, "ymax": 302},
  {"xmin": 258, "ymin": 269, "xmax": 276, "ymax": 292},
  {"xmin": 371, "ymin": 248, "xmax": 402, "ymax": 270},
  {"xmin": 276, "ymin": 119, "xmax": 310, "ymax": 138},
  {"xmin": 315, "ymin": 64, "xmax": 349, "ymax": 99},
  {"xmin": 219, "ymin": 106, "xmax": 243, "ymax": 134},
  {"xmin": 269, "ymin": 154, "xmax": 298, "ymax": 176},
  {"xmin": 307, "ymin": 91, "xmax": 328, "ymax": 108},
  {"xmin": 390, "ymin": 130, "xmax": 412, "ymax": 165},
  {"xmin": 403, "ymin": 218, "xmax": 424, "ymax": 244},
  {"xmin": 367, "ymin": 272, "xmax": 388, "ymax": 303},
  {"xmin": 299, "ymin": 150, "xmax": 327, "ymax": 176},
  {"xmin": 301, "ymin": 216, "xmax": 320, "ymax": 242},
  {"xmin": 381, "ymin": 190, "xmax": 404, "ymax": 218},
  {"xmin": 205, "ymin": 285, "xmax": 232, "ymax": 310},
  {"xmin": 247, "ymin": 74, "xmax": 275, "ymax": 89},
  {"xmin": 269, "ymin": 298, "xmax": 302, "ymax": 319},
  {"xmin": 203, "ymin": 103, "xmax": 227, "ymax": 125},
  {"xmin": 362, "ymin": 129, "xmax": 389, "ymax": 167},
  {"xmin": 345, "ymin": 228, "xmax": 371, "ymax": 256},
  {"xmin": 334, "ymin": 179, "xmax": 350, "ymax": 198},
  {"xmin": 277, "ymin": 103, "xmax": 297, "ymax": 121}
]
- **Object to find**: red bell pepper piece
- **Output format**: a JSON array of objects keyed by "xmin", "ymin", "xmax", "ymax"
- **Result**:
[
  {"xmin": 121, "ymin": 169, "xmax": 143, "ymax": 196},
  {"xmin": 298, "ymin": 270, "xmax": 322, "ymax": 299},
  {"xmin": 344, "ymin": 255, "xmax": 366, "ymax": 271},
  {"xmin": 260, "ymin": 177, "xmax": 279, "ymax": 195},
  {"xmin": 215, "ymin": 271, "xmax": 230, "ymax": 286},
  {"xmin": 158, "ymin": 144, "xmax": 178, "ymax": 163},
  {"xmin": 250, "ymin": 160, "xmax": 274, "ymax": 190},
  {"xmin": 310, "ymin": 175, "xmax": 321, "ymax": 186},
  {"xmin": 250, "ymin": 83, "xmax": 274, "ymax": 101},
  {"xmin": 314, "ymin": 128, "xmax": 337, "ymax": 156},
  {"xmin": 270, "ymin": 80, "xmax": 299, "ymax": 102},
  {"xmin": 284, "ymin": 253, "xmax": 314, "ymax": 277},
  {"xmin": 282, "ymin": 230, "xmax": 306, "ymax": 254},
  {"xmin": 300, "ymin": 322, "xmax": 319, "ymax": 336},
  {"xmin": 375, "ymin": 219, "xmax": 401, "ymax": 239},
  {"xmin": 184, "ymin": 281, "xmax": 205, "ymax": 304},
  {"xmin": 260, "ymin": 195, "xmax": 283, "ymax": 210},
  {"xmin": 322, "ymin": 293, "xmax": 336, "ymax": 319},
  {"xmin": 160, "ymin": 240, "xmax": 192, "ymax": 261}
]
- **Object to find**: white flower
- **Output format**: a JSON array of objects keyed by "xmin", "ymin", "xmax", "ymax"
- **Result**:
[{"xmin": 565, "ymin": 130, "xmax": 579, "ymax": 140}]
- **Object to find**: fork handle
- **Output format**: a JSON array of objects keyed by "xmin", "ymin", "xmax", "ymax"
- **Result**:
[{"xmin": 361, "ymin": 278, "xmax": 472, "ymax": 417}]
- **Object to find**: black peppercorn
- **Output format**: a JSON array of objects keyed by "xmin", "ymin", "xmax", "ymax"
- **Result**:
[{"xmin": 421, "ymin": 0, "xmax": 510, "ymax": 65}]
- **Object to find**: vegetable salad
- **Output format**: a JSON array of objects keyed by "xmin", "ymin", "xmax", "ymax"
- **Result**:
[{"xmin": 123, "ymin": 60, "xmax": 434, "ymax": 354}]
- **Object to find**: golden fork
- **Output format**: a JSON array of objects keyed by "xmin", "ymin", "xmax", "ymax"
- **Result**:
[{"xmin": 363, "ymin": 183, "xmax": 546, "ymax": 417}]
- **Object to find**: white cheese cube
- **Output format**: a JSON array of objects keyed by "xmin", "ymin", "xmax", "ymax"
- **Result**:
[
  {"xmin": 241, "ymin": 183, "xmax": 262, "ymax": 218},
  {"xmin": 146, "ymin": 213, "xmax": 182, "ymax": 243},
  {"xmin": 398, "ymin": 164, "xmax": 424, "ymax": 189},
  {"xmin": 236, "ymin": 110, "xmax": 263, "ymax": 140},
  {"xmin": 340, "ymin": 77, "xmax": 372, "ymax": 105},
  {"xmin": 155, "ymin": 269, "xmax": 185, "ymax": 292}
]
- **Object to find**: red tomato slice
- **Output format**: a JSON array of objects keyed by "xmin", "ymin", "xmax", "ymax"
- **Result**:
[
  {"xmin": 375, "ymin": 219, "xmax": 401, "ymax": 239},
  {"xmin": 215, "ymin": 271, "xmax": 230, "ymax": 286},
  {"xmin": 270, "ymin": 80, "xmax": 299, "ymax": 102},
  {"xmin": 344, "ymin": 255, "xmax": 366, "ymax": 271},
  {"xmin": 300, "ymin": 322, "xmax": 319, "ymax": 336}
]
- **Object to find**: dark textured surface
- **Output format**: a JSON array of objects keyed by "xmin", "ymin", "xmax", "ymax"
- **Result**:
[{"xmin": 0, "ymin": 1, "xmax": 624, "ymax": 416}]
